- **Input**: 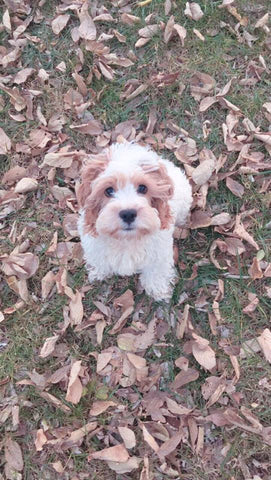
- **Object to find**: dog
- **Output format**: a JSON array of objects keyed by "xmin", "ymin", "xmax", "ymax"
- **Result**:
[{"xmin": 77, "ymin": 142, "xmax": 192, "ymax": 301}]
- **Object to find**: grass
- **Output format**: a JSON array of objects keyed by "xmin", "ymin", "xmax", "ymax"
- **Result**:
[{"xmin": 1, "ymin": 0, "xmax": 271, "ymax": 478}]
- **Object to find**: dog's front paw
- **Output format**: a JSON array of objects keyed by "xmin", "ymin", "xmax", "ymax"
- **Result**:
[
  {"xmin": 140, "ymin": 274, "xmax": 174, "ymax": 302},
  {"xmin": 87, "ymin": 265, "xmax": 109, "ymax": 283}
]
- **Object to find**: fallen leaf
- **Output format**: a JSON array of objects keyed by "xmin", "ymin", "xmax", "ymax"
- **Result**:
[
  {"xmin": 89, "ymin": 400, "xmax": 116, "ymax": 416},
  {"xmin": 88, "ymin": 443, "xmax": 129, "ymax": 462},
  {"xmin": 226, "ymin": 177, "xmax": 244, "ymax": 197},
  {"xmin": 14, "ymin": 177, "xmax": 38, "ymax": 193},
  {"xmin": 0, "ymin": 127, "xmax": 12, "ymax": 154},
  {"xmin": 141, "ymin": 424, "xmax": 159, "ymax": 452},
  {"xmin": 78, "ymin": 6, "xmax": 96, "ymax": 40},
  {"xmin": 65, "ymin": 361, "xmax": 83, "ymax": 404},
  {"xmin": 171, "ymin": 368, "xmax": 199, "ymax": 389},
  {"xmin": 248, "ymin": 257, "xmax": 263, "ymax": 280},
  {"xmin": 5, "ymin": 438, "xmax": 24, "ymax": 471},
  {"xmin": 1, "ymin": 252, "xmax": 39, "ymax": 280},
  {"xmin": 118, "ymin": 427, "xmax": 136, "ymax": 449},
  {"xmin": 184, "ymin": 2, "xmax": 204, "ymax": 21},
  {"xmin": 52, "ymin": 14, "xmax": 70, "ymax": 35},
  {"xmin": 106, "ymin": 457, "xmax": 141, "ymax": 474},
  {"xmin": 157, "ymin": 432, "xmax": 183, "ymax": 460},
  {"xmin": 97, "ymin": 351, "xmax": 113, "ymax": 372},
  {"xmin": 191, "ymin": 333, "xmax": 216, "ymax": 371},
  {"xmin": 13, "ymin": 68, "xmax": 35, "ymax": 84},
  {"xmin": 2, "ymin": 166, "xmax": 26, "ymax": 185},
  {"xmin": 258, "ymin": 329, "xmax": 271, "ymax": 363},
  {"xmin": 39, "ymin": 334, "xmax": 59, "ymax": 358},
  {"xmin": 69, "ymin": 290, "xmax": 84, "ymax": 325},
  {"xmin": 35, "ymin": 429, "xmax": 48, "ymax": 451}
]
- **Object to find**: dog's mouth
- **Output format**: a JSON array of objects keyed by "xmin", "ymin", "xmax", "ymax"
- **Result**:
[{"xmin": 122, "ymin": 226, "xmax": 135, "ymax": 231}]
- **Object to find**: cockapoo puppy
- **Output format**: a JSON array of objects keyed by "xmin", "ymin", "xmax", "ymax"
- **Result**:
[{"xmin": 77, "ymin": 142, "xmax": 192, "ymax": 301}]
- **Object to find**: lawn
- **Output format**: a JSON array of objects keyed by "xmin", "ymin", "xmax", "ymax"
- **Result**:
[{"xmin": 0, "ymin": 0, "xmax": 271, "ymax": 478}]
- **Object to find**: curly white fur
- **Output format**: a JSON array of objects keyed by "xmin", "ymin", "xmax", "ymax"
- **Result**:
[{"xmin": 77, "ymin": 142, "xmax": 192, "ymax": 301}]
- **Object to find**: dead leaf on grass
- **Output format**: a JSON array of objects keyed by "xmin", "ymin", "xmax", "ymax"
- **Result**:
[
  {"xmin": 0, "ymin": 127, "xmax": 12, "ymax": 154},
  {"xmin": 89, "ymin": 400, "xmax": 117, "ymax": 416},
  {"xmin": 39, "ymin": 334, "xmax": 59, "ymax": 358},
  {"xmin": 65, "ymin": 361, "xmax": 83, "ymax": 404},
  {"xmin": 88, "ymin": 443, "xmax": 129, "ymax": 462},
  {"xmin": 35, "ymin": 429, "xmax": 48, "ymax": 452},
  {"xmin": 5, "ymin": 438, "xmax": 24, "ymax": 471},
  {"xmin": 118, "ymin": 426, "xmax": 136, "ymax": 449},
  {"xmin": 1, "ymin": 252, "xmax": 39, "ymax": 279},
  {"xmin": 14, "ymin": 177, "xmax": 38, "ymax": 193},
  {"xmin": 106, "ymin": 457, "xmax": 142, "ymax": 474},
  {"xmin": 191, "ymin": 333, "xmax": 216, "ymax": 371},
  {"xmin": 184, "ymin": 2, "xmax": 204, "ymax": 21},
  {"xmin": 258, "ymin": 329, "xmax": 271, "ymax": 363}
]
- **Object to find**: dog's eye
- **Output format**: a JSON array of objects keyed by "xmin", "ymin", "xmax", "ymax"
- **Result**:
[
  {"xmin": 105, "ymin": 187, "xmax": 115, "ymax": 197},
  {"xmin": 137, "ymin": 184, "xmax": 148, "ymax": 194}
]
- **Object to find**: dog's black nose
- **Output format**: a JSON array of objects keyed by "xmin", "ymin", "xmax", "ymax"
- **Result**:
[{"xmin": 119, "ymin": 209, "xmax": 137, "ymax": 224}]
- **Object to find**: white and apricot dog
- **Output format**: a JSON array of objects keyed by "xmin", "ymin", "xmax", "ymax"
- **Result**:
[{"xmin": 77, "ymin": 142, "xmax": 192, "ymax": 301}]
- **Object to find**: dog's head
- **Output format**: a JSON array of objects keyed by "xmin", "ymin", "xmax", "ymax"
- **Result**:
[{"xmin": 77, "ymin": 143, "xmax": 174, "ymax": 239}]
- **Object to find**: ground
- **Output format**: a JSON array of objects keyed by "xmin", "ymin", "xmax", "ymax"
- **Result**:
[{"xmin": 0, "ymin": 0, "xmax": 271, "ymax": 479}]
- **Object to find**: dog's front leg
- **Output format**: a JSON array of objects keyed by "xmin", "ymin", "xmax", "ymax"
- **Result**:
[
  {"xmin": 139, "ymin": 234, "xmax": 176, "ymax": 301},
  {"xmin": 86, "ymin": 264, "xmax": 111, "ymax": 283}
]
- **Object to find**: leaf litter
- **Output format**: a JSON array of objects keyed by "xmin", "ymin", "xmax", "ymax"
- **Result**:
[{"xmin": 0, "ymin": 0, "xmax": 271, "ymax": 478}]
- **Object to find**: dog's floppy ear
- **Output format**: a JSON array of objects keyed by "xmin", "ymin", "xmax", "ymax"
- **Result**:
[
  {"xmin": 143, "ymin": 162, "xmax": 174, "ymax": 230},
  {"xmin": 77, "ymin": 151, "xmax": 109, "ymax": 208}
]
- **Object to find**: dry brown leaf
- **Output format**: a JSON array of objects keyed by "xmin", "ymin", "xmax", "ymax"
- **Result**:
[
  {"xmin": 3, "ymin": 8, "xmax": 11, "ymax": 32},
  {"xmin": 185, "ymin": 2, "xmax": 204, "ymax": 21},
  {"xmin": 39, "ymin": 391, "xmax": 71, "ymax": 413},
  {"xmin": 39, "ymin": 334, "xmax": 59, "ymax": 358},
  {"xmin": 192, "ymin": 158, "xmax": 215, "ymax": 185},
  {"xmin": 70, "ymin": 120, "xmax": 103, "ymax": 135},
  {"xmin": 243, "ymin": 293, "xmax": 259, "ymax": 315},
  {"xmin": 2, "ymin": 166, "xmax": 26, "ymax": 185},
  {"xmin": 89, "ymin": 400, "xmax": 116, "ymax": 416},
  {"xmin": 193, "ymin": 28, "xmax": 205, "ymax": 41},
  {"xmin": 121, "ymin": 13, "xmax": 140, "ymax": 25},
  {"xmin": 164, "ymin": 15, "xmax": 175, "ymax": 44},
  {"xmin": 13, "ymin": 67, "xmax": 35, "ymax": 85},
  {"xmin": 171, "ymin": 368, "xmax": 199, "ymax": 389},
  {"xmin": 69, "ymin": 290, "xmax": 84, "ymax": 325},
  {"xmin": 166, "ymin": 397, "xmax": 193, "ymax": 415},
  {"xmin": 113, "ymin": 289, "xmax": 134, "ymax": 311},
  {"xmin": 51, "ymin": 14, "xmax": 70, "ymax": 35},
  {"xmin": 118, "ymin": 427, "xmax": 136, "ymax": 449},
  {"xmin": 106, "ymin": 457, "xmax": 141, "ymax": 474},
  {"xmin": 5, "ymin": 438, "xmax": 24, "ymax": 471},
  {"xmin": 210, "ymin": 213, "xmax": 231, "ymax": 226},
  {"xmin": 248, "ymin": 257, "xmax": 263, "ymax": 280},
  {"xmin": 65, "ymin": 361, "xmax": 83, "ymax": 404},
  {"xmin": 255, "ymin": 13, "xmax": 269, "ymax": 29},
  {"xmin": 134, "ymin": 317, "xmax": 157, "ymax": 351},
  {"xmin": 190, "ymin": 210, "xmax": 212, "ymax": 229},
  {"xmin": 141, "ymin": 424, "xmax": 159, "ymax": 452},
  {"xmin": 199, "ymin": 96, "xmax": 218, "ymax": 112},
  {"xmin": 14, "ymin": 177, "xmax": 38, "ymax": 193},
  {"xmin": 0, "ymin": 127, "xmax": 12, "ymax": 154},
  {"xmin": 88, "ymin": 443, "xmax": 129, "ymax": 462},
  {"xmin": 35, "ymin": 429, "xmax": 48, "ymax": 451},
  {"xmin": 96, "ymin": 319, "xmax": 106, "ymax": 345},
  {"xmin": 78, "ymin": 6, "xmax": 96, "ymax": 40},
  {"xmin": 97, "ymin": 351, "xmax": 113, "ymax": 372},
  {"xmin": 234, "ymin": 215, "xmax": 259, "ymax": 250},
  {"xmin": 191, "ymin": 333, "xmax": 216, "ymax": 371},
  {"xmin": 138, "ymin": 24, "xmax": 160, "ymax": 38},
  {"xmin": 226, "ymin": 177, "xmax": 244, "ymax": 197},
  {"xmin": 1, "ymin": 252, "xmax": 39, "ymax": 280},
  {"xmin": 157, "ymin": 432, "xmax": 183, "ymax": 460},
  {"xmin": 42, "ymin": 151, "xmax": 78, "ymax": 168},
  {"xmin": 258, "ymin": 329, "xmax": 271, "ymax": 363}
]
